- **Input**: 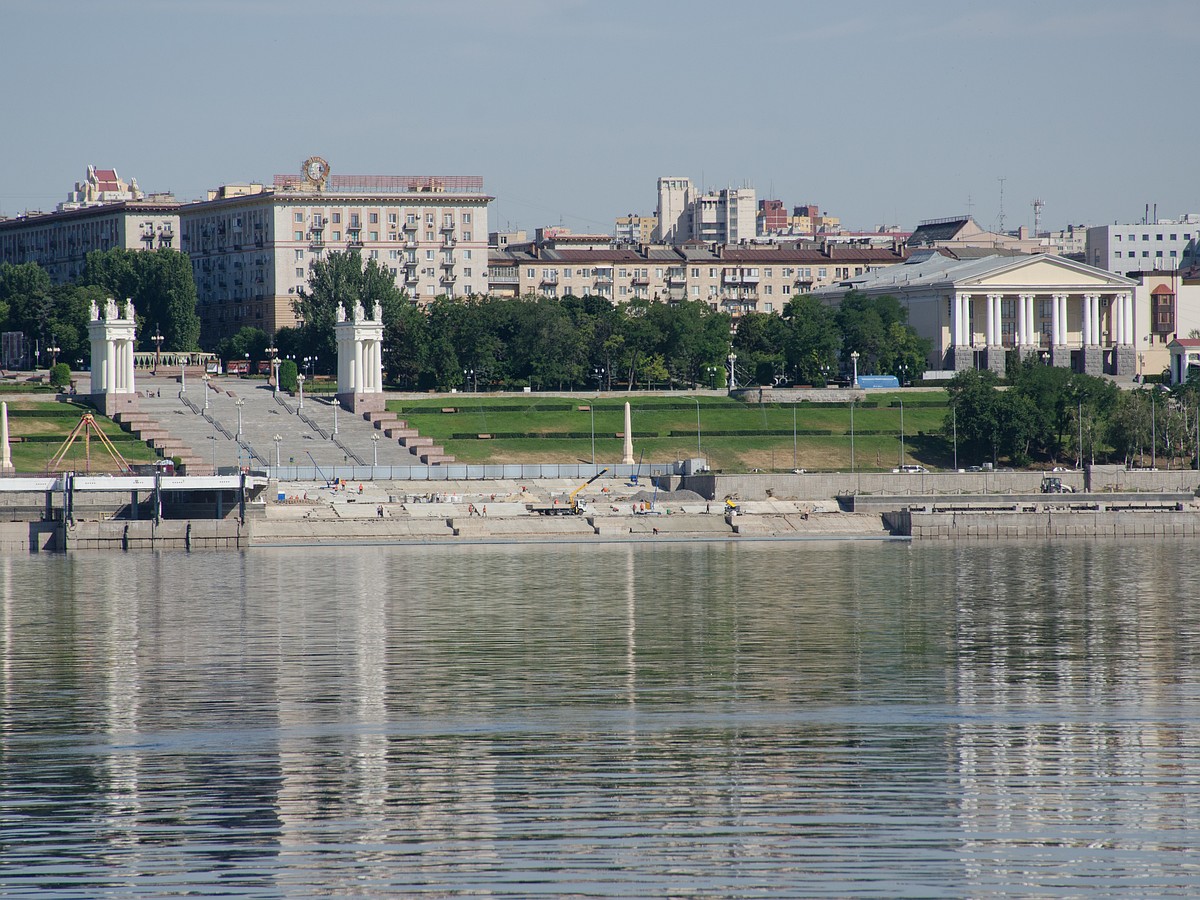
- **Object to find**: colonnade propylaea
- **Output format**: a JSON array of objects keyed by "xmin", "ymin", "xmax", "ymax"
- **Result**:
[
  {"xmin": 88, "ymin": 298, "xmax": 138, "ymax": 410},
  {"xmin": 950, "ymin": 291, "xmax": 1135, "ymax": 349},
  {"xmin": 335, "ymin": 300, "xmax": 385, "ymax": 412}
]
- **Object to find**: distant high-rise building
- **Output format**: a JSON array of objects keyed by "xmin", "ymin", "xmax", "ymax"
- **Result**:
[
  {"xmin": 653, "ymin": 177, "xmax": 695, "ymax": 243},
  {"xmin": 757, "ymin": 200, "xmax": 788, "ymax": 235},
  {"xmin": 1087, "ymin": 214, "xmax": 1200, "ymax": 275},
  {"xmin": 652, "ymin": 177, "xmax": 756, "ymax": 245},
  {"xmin": 59, "ymin": 165, "xmax": 147, "ymax": 211}
]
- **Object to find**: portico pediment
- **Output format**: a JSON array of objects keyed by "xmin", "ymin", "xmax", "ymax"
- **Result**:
[{"xmin": 959, "ymin": 255, "xmax": 1136, "ymax": 292}]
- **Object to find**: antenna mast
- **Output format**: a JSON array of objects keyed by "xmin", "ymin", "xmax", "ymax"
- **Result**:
[
  {"xmin": 997, "ymin": 176, "xmax": 1007, "ymax": 233},
  {"xmin": 1033, "ymin": 198, "xmax": 1045, "ymax": 235}
]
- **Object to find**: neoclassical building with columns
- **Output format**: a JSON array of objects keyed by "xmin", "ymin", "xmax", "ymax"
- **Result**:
[{"xmin": 823, "ymin": 251, "xmax": 1139, "ymax": 376}]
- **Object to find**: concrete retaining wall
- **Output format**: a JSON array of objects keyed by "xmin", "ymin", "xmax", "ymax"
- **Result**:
[
  {"xmin": 64, "ymin": 518, "xmax": 244, "ymax": 550},
  {"xmin": 683, "ymin": 471, "xmax": 1084, "ymax": 501},
  {"xmin": 898, "ymin": 508, "xmax": 1200, "ymax": 540},
  {"xmin": 1088, "ymin": 465, "xmax": 1200, "ymax": 493}
]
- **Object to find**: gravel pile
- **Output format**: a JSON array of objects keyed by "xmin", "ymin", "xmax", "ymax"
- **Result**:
[{"xmin": 627, "ymin": 488, "xmax": 706, "ymax": 504}]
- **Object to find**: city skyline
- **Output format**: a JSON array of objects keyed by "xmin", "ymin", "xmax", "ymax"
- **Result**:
[{"xmin": 2, "ymin": 0, "xmax": 1197, "ymax": 235}]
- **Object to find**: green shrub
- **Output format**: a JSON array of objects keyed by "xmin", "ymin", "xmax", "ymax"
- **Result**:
[
  {"xmin": 279, "ymin": 359, "xmax": 298, "ymax": 392},
  {"xmin": 49, "ymin": 363, "xmax": 71, "ymax": 388}
]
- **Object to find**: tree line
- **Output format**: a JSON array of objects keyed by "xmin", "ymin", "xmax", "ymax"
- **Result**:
[
  {"xmin": 0, "ymin": 251, "xmax": 200, "ymax": 368},
  {"xmin": 0, "ymin": 250, "xmax": 930, "ymax": 390},
  {"xmin": 947, "ymin": 361, "xmax": 1200, "ymax": 469}
]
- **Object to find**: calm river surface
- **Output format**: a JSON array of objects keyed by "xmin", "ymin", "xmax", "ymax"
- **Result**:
[{"xmin": 4, "ymin": 540, "xmax": 1200, "ymax": 898}]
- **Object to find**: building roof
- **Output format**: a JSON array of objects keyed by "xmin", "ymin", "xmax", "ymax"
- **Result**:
[
  {"xmin": 1151, "ymin": 284, "xmax": 1176, "ymax": 295},
  {"xmin": 907, "ymin": 217, "xmax": 972, "ymax": 246},
  {"xmin": 1168, "ymin": 338, "xmax": 1200, "ymax": 348}
]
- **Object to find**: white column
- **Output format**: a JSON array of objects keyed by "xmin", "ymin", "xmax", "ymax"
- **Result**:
[
  {"xmin": 1113, "ymin": 295, "xmax": 1124, "ymax": 345},
  {"xmin": 367, "ymin": 341, "xmax": 378, "ymax": 393},
  {"xmin": 1092, "ymin": 294, "xmax": 1102, "ymax": 345},
  {"xmin": 959, "ymin": 294, "xmax": 971, "ymax": 345},
  {"xmin": 985, "ymin": 294, "xmax": 996, "ymax": 345},
  {"xmin": 1082, "ymin": 295, "xmax": 1093, "ymax": 347},
  {"xmin": 951, "ymin": 293, "xmax": 961, "ymax": 346},
  {"xmin": 1027, "ymin": 295, "xmax": 1037, "ymax": 345},
  {"xmin": 1016, "ymin": 295, "xmax": 1028, "ymax": 347},
  {"xmin": 1125, "ymin": 293, "xmax": 1135, "ymax": 344},
  {"xmin": 354, "ymin": 340, "xmax": 364, "ymax": 394}
]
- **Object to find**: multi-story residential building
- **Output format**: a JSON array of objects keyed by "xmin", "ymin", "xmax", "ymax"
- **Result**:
[
  {"xmin": 757, "ymin": 200, "xmax": 788, "ymax": 235},
  {"xmin": 0, "ymin": 198, "xmax": 180, "ymax": 283},
  {"xmin": 1, "ymin": 161, "xmax": 492, "ymax": 345},
  {"xmin": 614, "ymin": 214, "xmax": 656, "ymax": 245},
  {"xmin": 790, "ymin": 204, "xmax": 840, "ymax": 236},
  {"xmin": 178, "ymin": 165, "xmax": 490, "ymax": 342},
  {"xmin": 488, "ymin": 230, "xmax": 527, "ymax": 249},
  {"xmin": 1086, "ymin": 214, "xmax": 1200, "ymax": 275},
  {"xmin": 650, "ymin": 177, "xmax": 757, "ymax": 245},
  {"xmin": 488, "ymin": 237, "xmax": 909, "ymax": 316}
]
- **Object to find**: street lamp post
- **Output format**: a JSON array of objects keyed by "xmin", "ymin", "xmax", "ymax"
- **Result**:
[
  {"xmin": 273, "ymin": 434, "xmax": 282, "ymax": 468},
  {"xmin": 271, "ymin": 357, "xmax": 280, "ymax": 395},
  {"xmin": 333, "ymin": 400, "xmax": 339, "ymax": 435},
  {"xmin": 728, "ymin": 352, "xmax": 737, "ymax": 391},
  {"xmin": 297, "ymin": 373, "xmax": 306, "ymax": 410},
  {"xmin": 372, "ymin": 432, "xmax": 380, "ymax": 467},
  {"xmin": 180, "ymin": 362, "xmax": 186, "ymax": 394},
  {"xmin": 793, "ymin": 402, "xmax": 798, "ymax": 469},
  {"xmin": 152, "ymin": 326, "xmax": 164, "ymax": 375},
  {"xmin": 234, "ymin": 397, "xmax": 244, "ymax": 438},
  {"xmin": 201, "ymin": 374, "xmax": 211, "ymax": 410},
  {"xmin": 850, "ymin": 350, "xmax": 860, "ymax": 388}
]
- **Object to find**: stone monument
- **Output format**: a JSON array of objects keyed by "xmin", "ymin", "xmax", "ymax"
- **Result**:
[
  {"xmin": 335, "ymin": 299, "xmax": 386, "ymax": 414},
  {"xmin": 88, "ymin": 297, "xmax": 139, "ymax": 416}
]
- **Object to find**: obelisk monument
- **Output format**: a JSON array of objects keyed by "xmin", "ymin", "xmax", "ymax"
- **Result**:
[{"xmin": 622, "ymin": 402, "xmax": 635, "ymax": 465}]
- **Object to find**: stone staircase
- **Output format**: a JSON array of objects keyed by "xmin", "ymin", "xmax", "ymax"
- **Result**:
[
  {"xmin": 113, "ymin": 410, "xmax": 214, "ymax": 475},
  {"xmin": 364, "ymin": 410, "xmax": 455, "ymax": 465}
]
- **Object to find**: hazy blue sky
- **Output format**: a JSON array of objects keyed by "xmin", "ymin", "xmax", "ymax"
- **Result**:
[{"xmin": 3, "ymin": 0, "xmax": 1197, "ymax": 234}]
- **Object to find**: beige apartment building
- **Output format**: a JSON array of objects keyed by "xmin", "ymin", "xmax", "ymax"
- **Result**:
[
  {"xmin": 178, "ymin": 166, "xmax": 491, "ymax": 342},
  {"xmin": 489, "ymin": 238, "xmax": 909, "ymax": 316},
  {"xmin": 0, "ymin": 200, "xmax": 180, "ymax": 284}
]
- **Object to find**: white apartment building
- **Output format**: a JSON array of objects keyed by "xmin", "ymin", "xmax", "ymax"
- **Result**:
[
  {"xmin": 651, "ymin": 177, "xmax": 757, "ymax": 245},
  {"xmin": 1087, "ymin": 214, "xmax": 1200, "ymax": 274}
]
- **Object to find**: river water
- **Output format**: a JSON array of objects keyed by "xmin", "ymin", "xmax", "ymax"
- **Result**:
[{"xmin": 3, "ymin": 540, "xmax": 1200, "ymax": 898}]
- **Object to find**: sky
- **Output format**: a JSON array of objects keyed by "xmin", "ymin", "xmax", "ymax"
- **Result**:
[{"xmin": 2, "ymin": 0, "xmax": 1198, "ymax": 235}]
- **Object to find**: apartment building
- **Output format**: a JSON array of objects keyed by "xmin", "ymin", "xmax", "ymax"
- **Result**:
[
  {"xmin": 614, "ymin": 214, "xmax": 656, "ymax": 245},
  {"xmin": 489, "ymin": 238, "xmax": 909, "ymax": 316},
  {"xmin": 1086, "ymin": 215, "xmax": 1200, "ymax": 275},
  {"xmin": 178, "ymin": 167, "xmax": 491, "ymax": 342},
  {"xmin": 650, "ymin": 177, "xmax": 757, "ymax": 245},
  {"xmin": 0, "ymin": 199, "xmax": 180, "ymax": 284}
]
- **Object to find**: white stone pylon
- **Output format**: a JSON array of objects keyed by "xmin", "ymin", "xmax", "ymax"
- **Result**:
[
  {"xmin": 622, "ymin": 401, "xmax": 635, "ymax": 465},
  {"xmin": 0, "ymin": 402, "xmax": 13, "ymax": 474}
]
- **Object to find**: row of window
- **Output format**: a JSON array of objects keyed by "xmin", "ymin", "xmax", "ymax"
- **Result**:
[
  {"xmin": 1113, "ymin": 232, "xmax": 1193, "ymax": 242},
  {"xmin": 522, "ymin": 265, "xmax": 846, "ymax": 280},
  {"xmin": 296, "ymin": 211, "xmax": 473, "ymax": 226}
]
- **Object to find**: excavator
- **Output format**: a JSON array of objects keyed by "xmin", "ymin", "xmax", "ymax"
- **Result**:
[{"xmin": 530, "ymin": 468, "xmax": 609, "ymax": 516}]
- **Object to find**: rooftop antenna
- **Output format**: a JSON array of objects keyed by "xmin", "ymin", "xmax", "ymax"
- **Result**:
[
  {"xmin": 996, "ymin": 176, "xmax": 1007, "ymax": 233},
  {"xmin": 1033, "ymin": 198, "xmax": 1045, "ymax": 235},
  {"xmin": 966, "ymin": 193, "xmax": 974, "ymax": 218}
]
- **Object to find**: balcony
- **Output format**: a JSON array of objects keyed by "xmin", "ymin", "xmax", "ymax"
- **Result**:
[
  {"xmin": 666, "ymin": 271, "xmax": 686, "ymax": 285},
  {"xmin": 724, "ymin": 272, "xmax": 741, "ymax": 284},
  {"xmin": 540, "ymin": 272, "xmax": 559, "ymax": 284},
  {"xmin": 440, "ymin": 220, "xmax": 455, "ymax": 232},
  {"xmin": 403, "ymin": 220, "xmax": 418, "ymax": 232},
  {"xmin": 443, "ymin": 234, "xmax": 457, "ymax": 247},
  {"xmin": 490, "ymin": 272, "xmax": 519, "ymax": 285},
  {"xmin": 309, "ymin": 236, "xmax": 325, "ymax": 250},
  {"xmin": 405, "ymin": 238, "xmax": 419, "ymax": 250},
  {"xmin": 440, "ymin": 257, "xmax": 456, "ymax": 269},
  {"xmin": 441, "ymin": 271, "xmax": 457, "ymax": 283},
  {"xmin": 346, "ymin": 230, "xmax": 364, "ymax": 250},
  {"xmin": 631, "ymin": 275, "xmax": 649, "ymax": 286}
]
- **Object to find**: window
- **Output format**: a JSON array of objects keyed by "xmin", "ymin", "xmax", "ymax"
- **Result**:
[
  {"xmin": 764, "ymin": 302, "xmax": 773, "ymax": 313},
  {"xmin": 464, "ymin": 268, "xmax": 472, "ymax": 277},
  {"xmin": 388, "ymin": 213, "xmax": 398, "ymax": 225},
  {"xmin": 765, "ymin": 284, "xmax": 773, "ymax": 295},
  {"xmin": 1115, "ymin": 234, "xmax": 1122, "ymax": 242},
  {"xmin": 619, "ymin": 268, "xmax": 628, "ymax": 278},
  {"xmin": 691, "ymin": 286, "xmax": 699, "ymax": 296},
  {"xmin": 295, "ymin": 267, "xmax": 304, "ymax": 278},
  {"xmin": 333, "ymin": 231, "xmax": 341, "ymax": 241},
  {"xmin": 463, "ymin": 249, "xmax": 472, "ymax": 260},
  {"xmin": 527, "ymin": 268, "xmax": 535, "ymax": 277},
  {"xmin": 370, "ymin": 231, "xmax": 378, "ymax": 241},
  {"xmin": 389, "ymin": 250, "xmax": 399, "ymax": 259},
  {"xmin": 692, "ymin": 268, "xmax": 699, "ymax": 277},
  {"xmin": 765, "ymin": 267, "xmax": 773, "ymax": 277},
  {"xmin": 294, "ymin": 212, "xmax": 303, "ymax": 223},
  {"xmin": 463, "ymin": 213, "xmax": 471, "ymax": 224},
  {"xmin": 1171, "ymin": 233, "xmax": 1177, "ymax": 240},
  {"xmin": 427, "ymin": 250, "xmax": 435, "ymax": 260},
  {"xmin": 709, "ymin": 267, "xmax": 716, "ymax": 277},
  {"xmin": 818, "ymin": 267, "xmax": 827, "ymax": 278},
  {"xmin": 1156, "ymin": 234, "xmax": 1163, "ymax": 241},
  {"xmin": 350, "ymin": 214, "xmax": 360, "ymax": 228},
  {"xmin": 332, "ymin": 213, "xmax": 341, "ymax": 224},
  {"xmin": 656, "ymin": 268, "xmax": 663, "ymax": 278},
  {"xmin": 1143, "ymin": 234, "xmax": 1150, "ymax": 241},
  {"xmin": 426, "ymin": 214, "xmax": 434, "ymax": 225},
  {"xmin": 406, "ymin": 214, "xmax": 417, "ymax": 224},
  {"xmin": 294, "ymin": 250, "xmax": 304, "ymax": 261},
  {"xmin": 426, "ymin": 231, "xmax": 434, "ymax": 242},
  {"xmin": 370, "ymin": 213, "xmax": 379, "ymax": 224},
  {"xmin": 426, "ymin": 285, "xmax": 435, "ymax": 295},
  {"xmin": 294, "ymin": 231, "xmax": 304, "ymax": 241},
  {"xmin": 369, "ymin": 250, "xmax": 379, "ymax": 259},
  {"xmin": 620, "ymin": 286, "xmax": 628, "ymax": 296},
  {"xmin": 1171, "ymin": 250, "xmax": 1178, "ymax": 257},
  {"xmin": 1115, "ymin": 251, "xmax": 1123, "ymax": 258},
  {"xmin": 463, "ymin": 231, "xmax": 471, "ymax": 241}
]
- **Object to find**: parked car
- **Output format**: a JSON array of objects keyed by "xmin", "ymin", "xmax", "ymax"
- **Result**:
[{"xmin": 892, "ymin": 464, "xmax": 929, "ymax": 474}]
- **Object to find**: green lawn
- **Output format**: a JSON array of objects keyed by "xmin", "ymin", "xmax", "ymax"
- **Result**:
[
  {"xmin": 2, "ymin": 400, "xmax": 161, "ymax": 473},
  {"xmin": 387, "ymin": 393, "xmax": 951, "ymax": 471}
]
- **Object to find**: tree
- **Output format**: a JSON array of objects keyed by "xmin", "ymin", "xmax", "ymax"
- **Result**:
[
  {"xmin": 783, "ymin": 294, "xmax": 840, "ymax": 384},
  {"xmin": 293, "ymin": 251, "xmax": 408, "ymax": 377},
  {"xmin": 216, "ymin": 326, "xmax": 269, "ymax": 367},
  {"xmin": 944, "ymin": 368, "xmax": 1004, "ymax": 464},
  {"xmin": 82, "ymin": 249, "xmax": 200, "ymax": 351},
  {"xmin": 733, "ymin": 311, "xmax": 789, "ymax": 386}
]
